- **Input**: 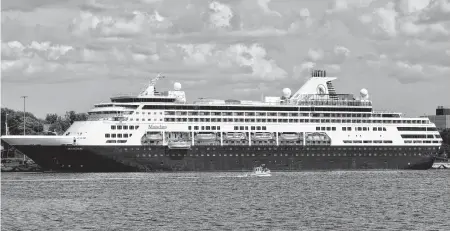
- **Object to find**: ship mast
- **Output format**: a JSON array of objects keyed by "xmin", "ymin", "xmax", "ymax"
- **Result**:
[{"xmin": 139, "ymin": 73, "xmax": 166, "ymax": 97}]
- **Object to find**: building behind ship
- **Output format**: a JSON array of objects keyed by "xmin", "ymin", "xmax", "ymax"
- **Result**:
[{"xmin": 425, "ymin": 106, "xmax": 450, "ymax": 131}]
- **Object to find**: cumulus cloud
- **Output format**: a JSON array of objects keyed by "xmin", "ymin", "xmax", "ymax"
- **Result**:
[
  {"xmin": 227, "ymin": 44, "xmax": 287, "ymax": 80},
  {"xmin": 2, "ymin": 0, "xmax": 450, "ymax": 117},
  {"xmin": 387, "ymin": 61, "xmax": 450, "ymax": 84},
  {"xmin": 327, "ymin": 0, "xmax": 374, "ymax": 13},
  {"xmin": 416, "ymin": 0, "xmax": 450, "ymax": 23},
  {"xmin": 359, "ymin": 2, "xmax": 399, "ymax": 38},
  {"xmin": 293, "ymin": 61, "xmax": 315, "ymax": 79},
  {"xmin": 257, "ymin": 0, "xmax": 281, "ymax": 17},
  {"xmin": 1, "ymin": 40, "xmax": 74, "ymax": 74},
  {"xmin": 292, "ymin": 45, "xmax": 351, "ymax": 78},
  {"xmin": 396, "ymin": 0, "xmax": 432, "ymax": 14},
  {"xmin": 209, "ymin": 1, "xmax": 234, "ymax": 29},
  {"xmin": 307, "ymin": 48, "xmax": 324, "ymax": 62},
  {"xmin": 177, "ymin": 43, "xmax": 287, "ymax": 81},
  {"xmin": 69, "ymin": 10, "xmax": 172, "ymax": 38},
  {"xmin": 178, "ymin": 44, "xmax": 216, "ymax": 66}
]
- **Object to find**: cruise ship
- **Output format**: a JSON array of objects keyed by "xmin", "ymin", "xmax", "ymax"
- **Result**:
[{"xmin": 1, "ymin": 70, "xmax": 443, "ymax": 172}]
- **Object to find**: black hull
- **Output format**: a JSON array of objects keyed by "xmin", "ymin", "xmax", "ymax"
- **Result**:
[{"xmin": 11, "ymin": 145, "xmax": 437, "ymax": 172}]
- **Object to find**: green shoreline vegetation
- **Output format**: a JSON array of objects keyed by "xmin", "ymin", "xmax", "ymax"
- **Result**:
[{"xmin": 1, "ymin": 107, "xmax": 87, "ymax": 136}]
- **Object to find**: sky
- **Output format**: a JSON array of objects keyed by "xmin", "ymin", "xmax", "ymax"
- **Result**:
[{"xmin": 1, "ymin": 0, "xmax": 449, "ymax": 118}]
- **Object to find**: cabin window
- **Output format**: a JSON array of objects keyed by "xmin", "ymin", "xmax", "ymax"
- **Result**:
[
  {"xmin": 194, "ymin": 126, "xmax": 199, "ymax": 130},
  {"xmin": 123, "ymin": 126, "xmax": 128, "ymax": 129},
  {"xmin": 124, "ymin": 134, "xmax": 128, "ymax": 138},
  {"xmin": 212, "ymin": 126, "xmax": 216, "ymax": 130},
  {"xmin": 129, "ymin": 125, "xmax": 134, "ymax": 129},
  {"xmin": 117, "ymin": 126, "xmax": 122, "ymax": 130},
  {"xmin": 117, "ymin": 134, "xmax": 122, "ymax": 138},
  {"xmin": 257, "ymin": 126, "xmax": 261, "ymax": 130},
  {"xmin": 217, "ymin": 126, "xmax": 221, "ymax": 130},
  {"xmin": 206, "ymin": 126, "xmax": 210, "ymax": 130},
  {"xmin": 111, "ymin": 125, "xmax": 116, "ymax": 130},
  {"xmin": 240, "ymin": 126, "xmax": 244, "ymax": 130},
  {"xmin": 105, "ymin": 134, "xmax": 110, "ymax": 138},
  {"xmin": 111, "ymin": 134, "xmax": 116, "ymax": 138},
  {"xmin": 251, "ymin": 126, "xmax": 255, "ymax": 130},
  {"xmin": 188, "ymin": 126, "xmax": 192, "ymax": 130},
  {"xmin": 262, "ymin": 126, "xmax": 266, "ymax": 130}
]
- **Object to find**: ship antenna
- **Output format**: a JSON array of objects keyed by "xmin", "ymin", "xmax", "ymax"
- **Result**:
[{"xmin": 139, "ymin": 73, "xmax": 166, "ymax": 96}]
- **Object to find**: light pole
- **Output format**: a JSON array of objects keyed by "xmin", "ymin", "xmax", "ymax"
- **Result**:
[
  {"xmin": 21, "ymin": 96, "xmax": 28, "ymax": 135},
  {"xmin": 5, "ymin": 112, "xmax": 9, "ymax": 135}
]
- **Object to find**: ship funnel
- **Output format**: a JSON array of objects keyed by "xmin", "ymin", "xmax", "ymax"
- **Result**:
[{"xmin": 311, "ymin": 69, "xmax": 327, "ymax": 77}]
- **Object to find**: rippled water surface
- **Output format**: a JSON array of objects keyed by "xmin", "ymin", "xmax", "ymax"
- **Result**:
[{"xmin": 2, "ymin": 171, "xmax": 449, "ymax": 230}]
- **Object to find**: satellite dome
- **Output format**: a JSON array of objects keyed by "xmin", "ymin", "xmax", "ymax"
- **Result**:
[
  {"xmin": 174, "ymin": 82, "xmax": 182, "ymax": 91},
  {"xmin": 282, "ymin": 88, "xmax": 292, "ymax": 98},
  {"xmin": 360, "ymin": 88, "xmax": 369, "ymax": 99}
]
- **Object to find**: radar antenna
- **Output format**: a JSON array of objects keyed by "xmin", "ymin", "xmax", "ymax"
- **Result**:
[{"xmin": 139, "ymin": 73, "xmax": 166, "ymax": 96}]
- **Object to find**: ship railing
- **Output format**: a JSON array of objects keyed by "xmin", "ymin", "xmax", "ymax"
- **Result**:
[
  {"xmin": 372, "ymin": 111, "xmax": 403, "ymax": 117},
  {"xmin": 189, "ymin": 100, "xmax": 372, "ymax": 107},
  {"xmin": 111, "ymin": 93, "xmax": 137, "ymax": 98},
  {"xmin": 296, "ymin": 100, "xmax": 372, "ymax": 107},
  {"xmin": 112, "ymin": 92, "xmax": 170, "ymax": 98}
]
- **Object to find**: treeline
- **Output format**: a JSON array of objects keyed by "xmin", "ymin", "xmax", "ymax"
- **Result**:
[
  {"xmin": 1, "ymin": 108, "xmax": 88, "ymax": 135},
  {"xmin": 439, "ymin": 129, "xmax": 450, "ymax": 157}
]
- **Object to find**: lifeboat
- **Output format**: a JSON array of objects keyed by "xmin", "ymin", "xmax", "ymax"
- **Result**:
[
  {"xmin": 305, "ymin": 132, "xmax": 330, "ymax": 142},
  {"xmin": 168, "ymin": 139, "xmax": 191, "ymax": 149},
  {"xmin": 279, "ymin": 132, "xmax": 300, "ymax": 141},
  {"xmin": 224, "ymin": 132, "xmax": 246, "ymax": 140},
  {"xmin": 252, "ymin": 132, "xmax": 274, "ymax": 141},
  {"xmin": 146, "ymin": 132, "xmax": 163, "ymax": 141},
  {"xmin": 195, "ymin": 132, "xmax": 217, "ymax": 141}
]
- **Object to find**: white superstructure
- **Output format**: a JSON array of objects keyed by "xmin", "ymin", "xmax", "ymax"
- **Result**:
[{"xmin": 2, "ymin": 70, "xmax": 443, "ymax": 149}]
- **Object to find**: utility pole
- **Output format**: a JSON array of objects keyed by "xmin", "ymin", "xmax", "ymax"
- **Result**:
[
  {"xmin": 5, "ymin": 112, "xmax": 9, "ymax": 135},
  {"xmin": 21, "ymin": 96, "xmax": 28, "ymax": 135}
]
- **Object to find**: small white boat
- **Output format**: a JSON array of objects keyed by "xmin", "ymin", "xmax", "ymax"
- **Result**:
[
  {"xmin": 432, "ymin": 161, "xmax": 450, "ymax": 169},
  {"xmin": 250, "ymin": 166, "xmax": 271, "ymax": 177}
]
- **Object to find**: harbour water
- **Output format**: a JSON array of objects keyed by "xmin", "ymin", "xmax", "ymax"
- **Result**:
[{"xmin": 1, "ymin": 171, "xmax": 449, "ymax": 230}]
